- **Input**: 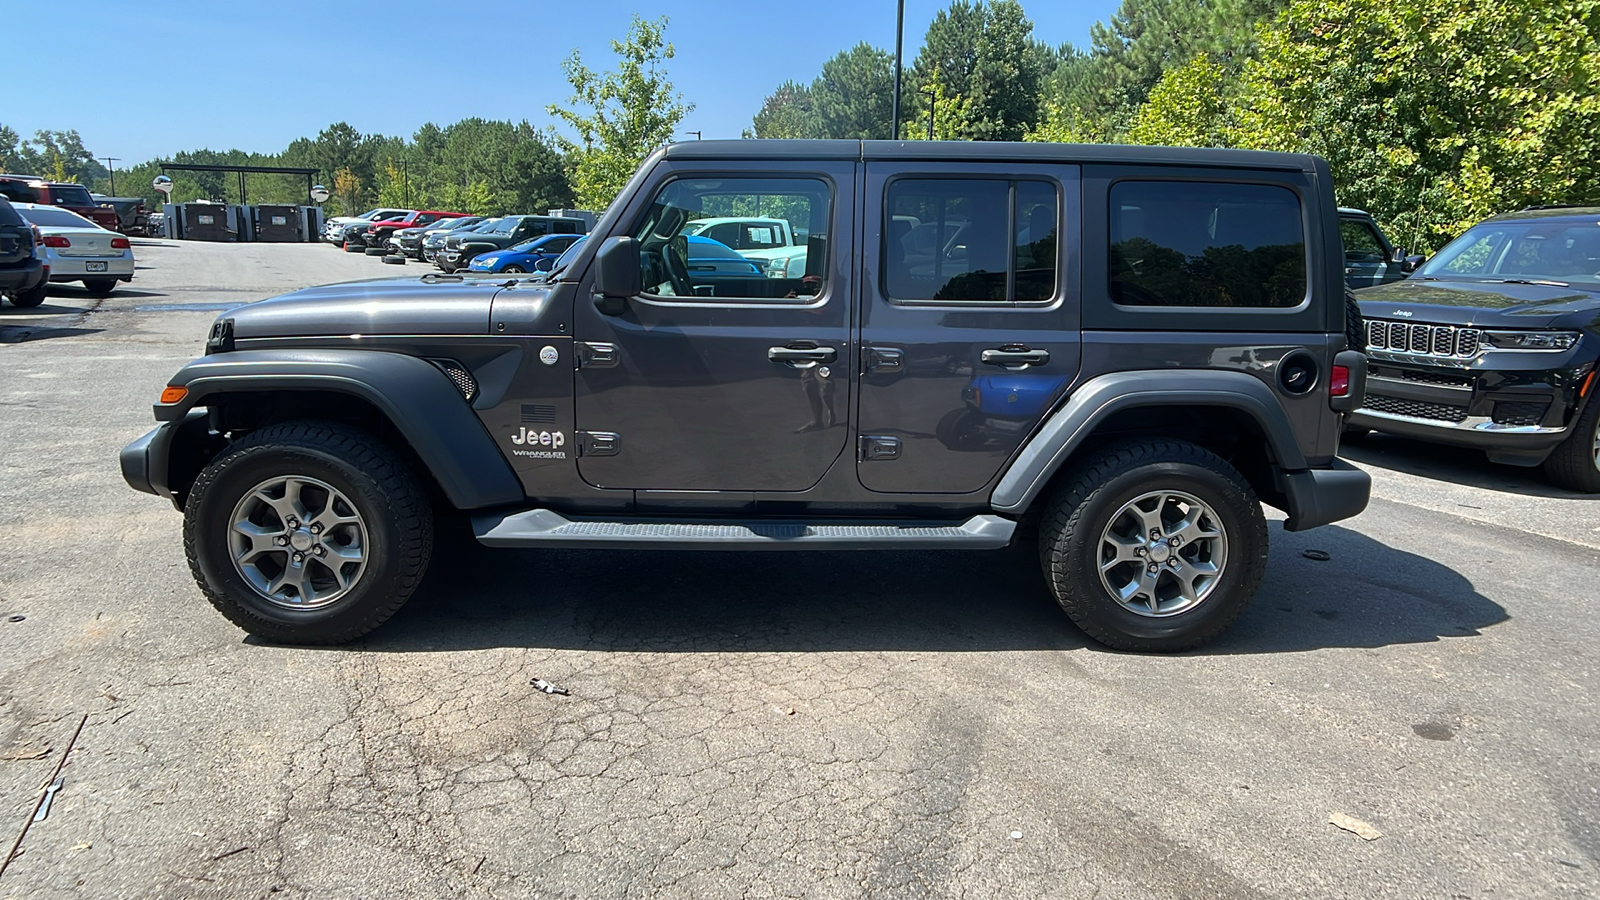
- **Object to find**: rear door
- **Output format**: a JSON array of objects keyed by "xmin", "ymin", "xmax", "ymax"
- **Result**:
[{"xmin": 856, "ymin": 162, "xmax": 1081, "ymax": 493}]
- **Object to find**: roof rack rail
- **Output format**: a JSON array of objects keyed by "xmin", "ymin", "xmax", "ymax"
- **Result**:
[{"xmin": 1520, "ymin": 204, "xmax": 1595, "ymax": 211}]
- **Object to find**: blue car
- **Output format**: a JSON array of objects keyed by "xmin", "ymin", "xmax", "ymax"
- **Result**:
[
  {"xmin": 468, "ymin": 233, "xmax": 586, "ymax": 274},
  {"xmin": 937, "ymin": 372, "xmax": 1071, "ymax": 450}
]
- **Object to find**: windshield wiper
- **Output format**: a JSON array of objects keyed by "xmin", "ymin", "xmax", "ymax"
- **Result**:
[{"xmin": 1483, "ymin": 278, "xmax": 1570, "ymax": 287}]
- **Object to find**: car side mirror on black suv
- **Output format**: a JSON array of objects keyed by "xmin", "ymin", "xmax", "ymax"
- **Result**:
[{"xmin": 592, "ymin": 236, "xmax": 641, "ymax": 315}]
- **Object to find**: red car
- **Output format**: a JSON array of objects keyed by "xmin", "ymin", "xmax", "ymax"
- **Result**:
[
  {"xmin": 362, "ymin": 210, "xmax": 468, "ymax": 249},
  {"xmin": 0, "ymin": 175, "xmax": 121, "ymax": 232}
]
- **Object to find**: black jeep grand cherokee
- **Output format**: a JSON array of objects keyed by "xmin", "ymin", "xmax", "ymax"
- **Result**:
[{"xmin": 1352, "ymin": 207, "xmax": 1600, "ymax": 491}]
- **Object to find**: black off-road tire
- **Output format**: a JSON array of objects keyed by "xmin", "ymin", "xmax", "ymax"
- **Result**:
[
  {"xmin": 1543, "ymin": 397, "xmax": 1600, "ymax": 493},
  {"xmin": 183, "ymin": 421, "xmax": 434, "ymax": 644},
  {"xmin": 1038, "ymin": 439, "xmax": 1269, "ymax": 652},
  {"xmin": 364, "ymin": 247, "xmax": 386, "ymax": 257},
  {"xmin": 343, "ymin": 241, "xmax": 364, "ymax": 253},
  {"xmin": 9, "ymin": 280, "xmax": 47, "ymax": 307},
  {"xmin": 83, "ymin": 278, "xmax": 118, "ymax": 298},
  {"xmin": 1345, "ymin": 288, "xmax": 1366, "ymax": 352}
]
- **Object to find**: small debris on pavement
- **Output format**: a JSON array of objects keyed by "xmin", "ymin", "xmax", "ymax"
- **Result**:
[
  {"xmin": 530, "ymin": 678, "xmax": 569, "ymax": 696},
  {"xmin": 6, "ymin": 615, "xmax": 23, "ymax": 623},
  {"xmin": 1329, "ymin": 812, "xmax": 1382, "ymax": 841},
  {"xmin": 1302, "ymin": 549, "xmax": 1331, "ymax": 561},
  {"xmin": 0, "ymin": 748, "xmax": 49, "ymax": 761},
  {"xmin": 211, "ymin": 845, "xmax": 249, "ymax": 861},
  {"xmin": 70, "ymin": 842, "xmax": 91, "ymax": 851},
  {"xmin": 775, "ymin": 707, "xmax": 795, "ymax": 716},
  {"xmin": 1009, "ymin": 831, "xmax": 1024, "ymax": 840}
]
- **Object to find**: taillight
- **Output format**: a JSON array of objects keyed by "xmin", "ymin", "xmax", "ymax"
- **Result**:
[
  {"xmin": 111, "ymin": 237, "xmax": 130, "ymax": 249},
  {"xmin": 42, "ymin": 235, "xmax": 71, "ymax": 248},
  {"xmin": 1330, "ymin": 365, "xmax": 1351, "ymax": 397}
]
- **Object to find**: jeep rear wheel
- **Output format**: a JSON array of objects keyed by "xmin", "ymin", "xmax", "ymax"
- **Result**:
[
  {"xmin": 183, "ymin": 422, "xmax": 433, "ymax": 644},
  {"xmin": 1038, "ymin": 440, "xmax": 1268, "ymax": 651}
]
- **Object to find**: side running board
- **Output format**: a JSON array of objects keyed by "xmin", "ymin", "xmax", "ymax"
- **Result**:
[{"xmin": 472, "ymin": 509, "xmax": 1016, "ymax": 551}]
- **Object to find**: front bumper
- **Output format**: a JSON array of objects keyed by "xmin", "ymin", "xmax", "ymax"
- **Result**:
[
  {"xmin": 1282, "ymin": 459, "xmax": 1371, "ymax": 532},
  {"xmin": 1349, "ymin": 356, "xmax": 1589, "ymax": 465},
  {"xmin": 120, "ymin": 410, "xmax": 210, "ymax": 509}
]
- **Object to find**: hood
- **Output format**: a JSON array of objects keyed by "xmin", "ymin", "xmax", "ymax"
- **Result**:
[
  {"xmin": 1356, "ymin": 278, "xmax": 1600, "ymax": 328},
  {"xmin": 227, "ymin": 276, "xmax": 503, "ymax": 338}
]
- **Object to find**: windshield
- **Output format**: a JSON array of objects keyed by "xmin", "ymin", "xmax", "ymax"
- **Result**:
[
  {"xmin": 47, "ymin": 185, "xmax": 95, "ymax": 207},
  {"xmin": 20, "ymin": 206, "xmax": 98, "ymax": 229},
  {"xmin": 444, "ymin": 216, "xmax": 483, "ymax": 230},
  {"xmin": 1418, "ymin": 218, "xmax": 1600, "ymax": 286},
  {"xmin": 488, "ymin": 217, "xmax": 520, "ymax": 234}
]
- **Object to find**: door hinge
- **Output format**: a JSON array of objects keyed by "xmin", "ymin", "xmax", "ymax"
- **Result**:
[
  {"xmin": 858, "ymin": 435, "xmax": 901, "ymax": 461},
  {"xmin": 575, "ymin": 342, "xmax": 619, "ymax": 368},
  {"xmin": 863, "ymin": 346, "xmax": 904, "ymax": 375},
  {"xmin": 577, "ymin": 431, "xmax": 621, "ymax": 457}
]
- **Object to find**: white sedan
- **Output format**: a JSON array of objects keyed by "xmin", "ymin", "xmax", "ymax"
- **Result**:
[{"xmin": 15, "ymin": 202, "xmax": 134, "ymax": 297}]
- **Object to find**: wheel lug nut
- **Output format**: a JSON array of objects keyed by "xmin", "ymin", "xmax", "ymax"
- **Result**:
[
  {"xmin": 1149, "ymin": 529, "xmax": 1162, "ymax": 539},
  {"xmin": 286, "ymin": 517, "xmax": 300, "ymax": 528},
  {"xmin": 309, "ymin": 523, "xmax": 322, "ymax": 535},
  {"xmin": 1169, "ymin": 536, "xmax": 1181, "ymax": 547},
  {"xmin": 292, "ymin": 552, "xmax": 304, "ymax": 564},
  {"xmin": 1168, "ymin": 558, "xmax": 1180, "ymax": 568},
  {"xmin": 1135, "ymin": 547, "xmax": 1147, "ymax": 557},
  {"xmin": 1147, "ymin": 563, "xmax": 1159, "ymax": 574},
  {"xmin": 275, "ymin": 536, "xmax": 288, "ymax": 546},
  {"xmin": 313, "ymin": 545, "xmax": 326, "ymax": 556}
]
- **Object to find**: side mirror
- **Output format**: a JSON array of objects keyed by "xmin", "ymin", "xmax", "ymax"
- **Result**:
[
  {"xmin": 1401, "ymin": 254, "xmax": 1425, "ymax": 274},
  {"xmin": 592, "ymin": 236, "xmax": 641, "ymax": 315},
  {"xmin": 533, "ymin": 257, "xmax": 555, "ymax": 272}
]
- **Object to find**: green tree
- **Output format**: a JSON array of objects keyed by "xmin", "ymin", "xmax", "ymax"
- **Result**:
[
  {"xmin": 812, "ymin": 43, "xmax": 896, "ymax": 139},
  {"xmin": 332, "ymin": 167, "xmax": 362, "ymax": 218},
  {"xmin": 752, "ymin": 81, "xmax": 819, "ymax": 139},
  {"xmin": 909, "ymin": 0, "xmax": 1045, "ymax": 140},
  {"xmin": 1233, "ymin": 0, "xmax": 1600, "ymax": 251},
  {"xmin": 904, "ymin": 67, "xmax": 978, "ymax": 139},
  {"xmin": 1125, "ymin": 52, "xmax": 1231, "ymax": 146},
  {"xmin": 548, "ymin": 15, "xmax": 693, "ymax": 210}
]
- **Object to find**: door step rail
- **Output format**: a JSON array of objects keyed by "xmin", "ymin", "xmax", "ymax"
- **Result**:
[{"xmin": 472, "ymin": 509, "xmax": 1016, "ymax": 550}]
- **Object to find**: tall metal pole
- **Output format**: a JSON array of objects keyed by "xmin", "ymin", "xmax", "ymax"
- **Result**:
[
  {"xmin": 922, "ymin": 89, "xmax": 936, "ymax": 141},
  {"xmin": 403, "ymin": 158, "xmax": 410, "ymax": 208},
  {"xmin": 100, "ymin": 157, "xmax": 120, "ymax": 195},
  {"xmin": 891, "ymin": 0, "xmax": 904, "ymax": 140}
]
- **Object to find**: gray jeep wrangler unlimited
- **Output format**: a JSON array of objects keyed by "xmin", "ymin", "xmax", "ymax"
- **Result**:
[{"xmin": 121, "ymin": 141, "xmax": 1371, "ymax": 651}]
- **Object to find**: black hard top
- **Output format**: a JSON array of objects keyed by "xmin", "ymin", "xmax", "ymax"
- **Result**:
[{"xmin": 660, "ymin": 139, "xmax": 1322, "ymax": 173}]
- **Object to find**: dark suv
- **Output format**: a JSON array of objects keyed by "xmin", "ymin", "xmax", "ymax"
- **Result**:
[
  {"xmin": 0, "ymin": 196, "xmax": 46, "ymax": 307},
  {"xmin": 1351, "ymin": 206, "xmax": 1600, "ymax": 491},
  {"xmin": 120, "ymin": 141, "xmax": 1370, "ymax": 651}
]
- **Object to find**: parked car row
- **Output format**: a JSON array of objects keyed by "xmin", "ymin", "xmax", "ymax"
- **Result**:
[
  {"xmin": 0, "ymin": 194, "xmax": 135, "ymax": 306},
  {"xmin": 0, "ymin": 174, "xmax": 122, "ymax": 232}
]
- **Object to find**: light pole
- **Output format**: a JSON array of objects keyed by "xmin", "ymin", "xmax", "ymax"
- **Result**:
[
  {"xmin": 99, "ymin": 156, "xmax": 120, "ymax": 195},
  {"xmin": 402, "ymin": 158, "xmax": 410, "ymax": 208},
  {"xmin": 891, "ymin": 0, "xmax": 905, "ymax": 139},
  {"xmin": 921, "ymin": 89, "xmax": 936, "ymax": 141}
]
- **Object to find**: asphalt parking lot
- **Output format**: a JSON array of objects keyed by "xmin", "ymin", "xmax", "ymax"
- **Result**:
[{"xmin": 1, "ymin": 242, "xmax": 1597, "ymax": 899}]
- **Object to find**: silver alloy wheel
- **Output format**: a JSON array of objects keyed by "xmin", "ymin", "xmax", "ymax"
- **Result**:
[
  {"xmin": 1096, "ymin": 490, "xmax": 1228, "ymax": 618},
  {"xmin": 228, "ymin": 475, "xmax": 368, "ymax": 610},
  {"xmin": 1592, "ymin": 415, "xmax": 1600, "ymax": 472}
]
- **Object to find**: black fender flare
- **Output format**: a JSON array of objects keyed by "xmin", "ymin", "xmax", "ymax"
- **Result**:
[
  {"xmin": 990, "ymin": 369, "xmax": 1310, "ymax": 515},
  {"xmin": 154, "ymin": 348, "xmax": 523, "ymax": 510}
]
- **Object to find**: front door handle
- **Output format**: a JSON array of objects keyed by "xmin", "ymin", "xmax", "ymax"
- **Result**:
[
  {"xmin": 980, "ymin": 346, "xmax": 1050, "ymax": 369},
  {"xmin": 769, "ymin": 345, "xmax": 838, "ymax": 367}
]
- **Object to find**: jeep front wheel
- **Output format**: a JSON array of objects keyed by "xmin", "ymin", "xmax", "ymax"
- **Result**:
[
  {"xmin": 183, "ymin": 421, "xmax": 433, "ymax": 644},
  {"xmin": 1038, "ymin": 440, "xmax": 1268, "ymax": 652}
]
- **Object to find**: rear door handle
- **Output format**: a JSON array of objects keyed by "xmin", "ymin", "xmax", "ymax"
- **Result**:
[
  {"xmin": 769, "ymin": 345, "xmax": 838, "ymax": 367},
  {"xmin": 980, "ymin": 346, "xmax": 1050, "ymax": 368}
]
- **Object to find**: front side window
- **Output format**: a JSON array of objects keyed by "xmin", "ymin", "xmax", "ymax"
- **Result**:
[
  {"xmin": 882, "ymin": 179, "xmax": 1057, "ymax": 303},
  {"xmin": 632, "ymin": 177, "xmax": 830, "ymax": 300},
  {"xmin": 1110, "ymin": 181, "xmax": 1306, "ymax": 308},
  {"xmin": 1340, "ymin": 219, "xmax": 1385, "ymax": 262}
]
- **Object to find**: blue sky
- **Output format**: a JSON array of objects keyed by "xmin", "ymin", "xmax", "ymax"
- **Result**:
[{"xmin": 6, "ymin": 0, "xmax": 1120, "ymax": 165}]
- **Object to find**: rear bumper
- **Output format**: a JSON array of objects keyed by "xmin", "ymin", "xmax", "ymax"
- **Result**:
[
  {"xmin": 1281, "ymin": 459, "xmax": 1371, "ymax": 532},
  {"xmin": 48, "ymin": 256, "xmax": 135, "ymax": 278},
  {"xmin": 0, "ymin": 258, "xmax": 44, "ymax": 293}
]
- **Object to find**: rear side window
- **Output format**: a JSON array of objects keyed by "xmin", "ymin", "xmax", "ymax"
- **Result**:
[
  {"xmin": 1340, "ymin": 218, "xmax": 1386, "ymax": 262},
  {"xmin": 0, "ymin": 197, "xmax": 24, "ymax": 226},
  {"xmin": 1110, "ymin": 181, "xmax": 1306, "ymax": 308},
  {"xmin": 48, "ymin": 185, "xmax": 95, "ymax": 207},
  {"xmin": 883, "ymin": 179, "xmax": 1058, "ymax": 303},
  {"xmin": 0, "ymin": 180, "xmax": 42, "ymax": 205}
]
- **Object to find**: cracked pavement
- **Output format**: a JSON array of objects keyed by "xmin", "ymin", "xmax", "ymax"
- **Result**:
[{"xmin": 0, "ymin": 242, "xmax": 1596, "ymax": 898}]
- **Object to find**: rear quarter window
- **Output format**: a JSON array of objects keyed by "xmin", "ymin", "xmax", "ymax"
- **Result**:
[
  {"xmin": 0, "ymin": 198, "xmax": 25, "ymax": 226},
  {"xmin": 1109, "ymin": 181, "xmax": 1306, "ymax": 308}
]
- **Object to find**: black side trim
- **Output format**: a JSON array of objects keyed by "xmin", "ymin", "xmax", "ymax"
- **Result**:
[
  {"xmin": 1281, "ymin": 460, "xmax": 1371, "ymax": 531},
  {"xmin": 155, "ymin": 349, "xmax": 523, "ymax": 510},
  {"xmin": 991, "ymin": 369, "xmax": 1310, "ymax": 514},
  {"xmin": 120, "ymin": 427, "xmax": 158, "ymax": 495}
]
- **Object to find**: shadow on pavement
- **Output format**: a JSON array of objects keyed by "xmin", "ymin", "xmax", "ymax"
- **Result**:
[
  {"xmin": 332, "ymin": 520, "xmax": 1506, "ymax": 656},
  {"xmin": 0, "ymin": 325, "xmax": 102, "ymax": 343},
  {"xmin": 1342, "ymin": 431, "xmax": 1579, "ymax": 499}
]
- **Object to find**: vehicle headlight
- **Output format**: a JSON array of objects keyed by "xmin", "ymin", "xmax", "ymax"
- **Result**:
[{"xmin": 1481, "ymin": 330, "xmax": 1581, "ymax": 351}]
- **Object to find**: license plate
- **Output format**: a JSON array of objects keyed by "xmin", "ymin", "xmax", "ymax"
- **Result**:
[{"xmin": 85, "ymin": 261, "xmax": 108, "ymax": 272}]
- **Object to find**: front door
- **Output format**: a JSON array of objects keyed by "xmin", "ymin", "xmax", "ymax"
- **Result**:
[
  {"xmin": 856, "ymin": 163, "xmax": 1081, "ymax": 494},
  {"xmin": 573, "ymin": 164, "xmax": 855, "ymax": 492}
]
